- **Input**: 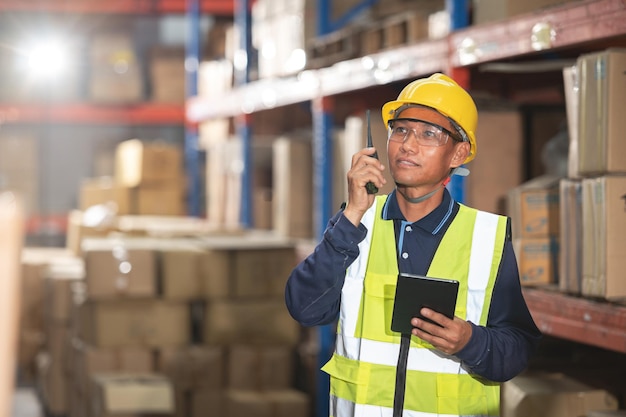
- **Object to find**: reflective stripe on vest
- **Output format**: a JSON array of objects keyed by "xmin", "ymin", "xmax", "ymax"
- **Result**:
[{"xmin": 322, "ymin": 195, "xmax": 506, "ymax": 417}]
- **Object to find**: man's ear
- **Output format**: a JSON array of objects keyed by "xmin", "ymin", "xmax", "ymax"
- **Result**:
[{"xmin": 451, "ymin": 142, "xmax": 471, "ymax": 167}]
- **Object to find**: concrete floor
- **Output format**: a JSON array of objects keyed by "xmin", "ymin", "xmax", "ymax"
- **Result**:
[{"xmin": 11, "ymin": 388, "xmax": 43, "ymax": 417}]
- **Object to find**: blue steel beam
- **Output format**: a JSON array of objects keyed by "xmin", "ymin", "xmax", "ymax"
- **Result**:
[
  {"xmin": 235, "ymin": 0, "xmax": 253, "ymax": 227},
  {"xmin": 446, "ymin": 0, "xmax": 470, "ymax": 204},
  {"xmin": 185, "ymin": 0, "xmax": 202, "ymax": 216},
  {"xmin": 312, "ymin": 95, "xmax": 335, "ymax": 417}
]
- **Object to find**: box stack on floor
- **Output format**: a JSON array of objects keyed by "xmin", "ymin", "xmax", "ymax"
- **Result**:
[
  {"xmin": 18, "ymin": 230, "xmax": 309, "ymax": 417},
  {"xmin": 13, "ymin": 136, "xmax": 312, "ymax": 417}
]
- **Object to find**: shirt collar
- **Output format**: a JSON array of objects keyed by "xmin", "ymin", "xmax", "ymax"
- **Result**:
[{"xmin": 381, "ymin": 188, "xmax": 455, "ymax": 235}]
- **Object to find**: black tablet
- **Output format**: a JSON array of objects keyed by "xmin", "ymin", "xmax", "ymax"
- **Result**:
[{"xmin": 391, "ymin": 273, "xmax": 459, "ymax": 334}]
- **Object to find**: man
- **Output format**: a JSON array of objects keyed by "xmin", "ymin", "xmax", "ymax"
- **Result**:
[{"xmin": 285, "ymin": 73, "xmax": 541, "ymax": 417}]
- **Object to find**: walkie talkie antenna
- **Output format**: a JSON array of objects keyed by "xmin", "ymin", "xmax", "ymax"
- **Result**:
[{"xmin": 365, "ymin": 110, "xmax": 379, "ymax": 195}]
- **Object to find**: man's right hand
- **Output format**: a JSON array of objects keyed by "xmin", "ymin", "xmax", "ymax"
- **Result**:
[{"xmin": 344, "ymin": 147, "xmax": 386, "ymax": 226}]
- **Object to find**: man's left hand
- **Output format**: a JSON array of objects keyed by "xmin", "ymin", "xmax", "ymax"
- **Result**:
[{"xmin": 410, "ymin": 308, "xmax": 472, "ymax": 355}]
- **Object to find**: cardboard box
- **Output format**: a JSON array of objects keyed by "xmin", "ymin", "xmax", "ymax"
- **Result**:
[
  {"xmin": 232, "ymin": 247, "xmax": 297, "ymax": 298},
  {"xmin": 558, "ymin": 179, "xmax": 582, "ymax": 294},
  {"xmin": 562, "ymin": 65, "xmax": 580, "ymax": 179},
  {"xmin": 199, "ymin": 249, "xmax": 231, "ymax": 299},
  {"xmin": 581, "ymin": 176, "xmax": 626, "ymax": 300},
  {"xmin": 508, "ymin": 175, "xmax": 561, "ymax": 239},
  {"xmin": 76, "ymin": 300, "xmax": 190, "ymax": 348},
  {"xmin": 70, "ymin": 339, "xmax": 154, "ymax": 397},
  {"xmin": 190, "ymin": 389, "xmax": 224, "ymax": 417},
  {"xmin": 44, "ymin": 259, "xmax": 85, "ymax": 323},
  {"xmin": 149, "ymin": 46, "xmax": 185, "ymax": 104},
  {"xmin": 157, "ymin": 346, "xmax": 224, "ymax": 390},
  {"xmin": 501, "ymin": 372, "xmax": 618, "ymax": 417},
  {"xmin": 133, "ymin": 180, "xmax": 186, "ymax": 216},
  {"xmin": 227, "ymin": 345, "xmax": 293, "ymax": 390},
  {"xmin": 272, "ymin": 136, "xmax": 313, "ymax": 239},
  {"xmin": 36, "ymin": 350, "xmax": 69, "ymax": 415},
  {"xmin": 80, "ymin": 177, "xmax": 132, "ymax": 214},
  {"xmin": 203, "ymin": 299, "xmax": 300, "ymax": 346},
  {"xmin": 84, "ymin": 246, "xmax": 157, "ymax": 299},
  {"xmin": 198, "ymin": 239, "xmax": 297, "ymax": 299},
  {"xmin": 513, "ymin": 237, "xmax": 559, "ymax": 286},
  {"xmin": 226, "ymin": 389, "xmax": 309, "ymax": 417},
  {"xmin": 467, "ymin": 108, "xmax": 524, "ymax": 215},
  {"xmin": 473, "ymin": 0, "xmax": 571, "ymax": 25},
  {"xmin": 577, "ymin": 49, "xmax": 626, "ymax": 175},
  {"xmin": 115, "ymin": 139, "xmax": 183, "ymax": 188},
  {"xmin": 89, "ymin": 33, "xmax": 143, "ymax": 104},
  {"xmin": 91, "ymin": 373, "xmax": 174, "ymax": 416},
  {"xmin": 158, "ymin": 248, "xmax": 203, "ymax": 300}
]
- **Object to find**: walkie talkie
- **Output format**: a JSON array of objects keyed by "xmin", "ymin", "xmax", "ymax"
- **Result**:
[{"xmin": 365, "ymin": 109, "xmax": 379, "ymax": 194}]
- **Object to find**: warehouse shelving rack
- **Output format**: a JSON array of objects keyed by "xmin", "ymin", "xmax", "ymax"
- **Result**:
[
  {"xmin": 0, "ymin": 0, "xmax": 234, "ymax": 223},
  {"xmin": 185, "ymin": 0, "xmax": 626, "ymax": 406},
  {"xmin": 2, "ymin": 0, "xmax": 626, "ymax": 412}
]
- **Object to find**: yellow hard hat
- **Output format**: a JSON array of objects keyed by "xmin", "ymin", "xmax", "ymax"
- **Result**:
[{"xmin": 381, "ymin": 73, "xmax": 478, "ymax": 163}]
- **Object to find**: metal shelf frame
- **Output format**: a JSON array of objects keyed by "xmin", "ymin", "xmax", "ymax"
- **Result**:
[
  {"xmin": 0, "ymin": 0, "xmax": 233, "ymax": 15},
  {"xmin": 0, "ymin": 103, "xmax": 185, "ymax": 125}
]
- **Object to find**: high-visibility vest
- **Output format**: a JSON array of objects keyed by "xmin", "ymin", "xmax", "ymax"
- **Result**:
[{"xmin": 322, "ymin": 195, "xmax": 507, "ymax": 417}]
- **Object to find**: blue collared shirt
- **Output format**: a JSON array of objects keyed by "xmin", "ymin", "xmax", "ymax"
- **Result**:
[{"xmin": 285, "ymin": 189, "xmax": 541, "ymax": 382}]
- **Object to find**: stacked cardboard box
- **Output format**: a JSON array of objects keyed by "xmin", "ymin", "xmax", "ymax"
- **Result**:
[
  {"xmin": 78, "ymin": 139, "xmax": 186, "ymax": 218},
  {"xmin": 193, "ymin": 234, "xmax": 308, "ymax": 417},
  {"xmin": 18, "ymin": 248, "xmax": 80, "ymax": 384},
  {"xmin": 148, "ymin": 46, "xmax": 186, "ymax": 104},
  {"xmin": 18, "ymin": 248, "xmax": 84, "ymax": 415},
  {"xmin": 501, "ymin": 372, "xmax": 618, "ymax": 417},
  {"xmin": 89, "ymin": 32, "xmax": 144, "ymax": 104},
  {"xmin": 0, "ymin": 134, "xmax": 39, "ymax": 216},
  {"xmin": 33, "ymin": 229, "xmax": 310, "ymax": 417},
  {"xmin": 68, "ymin": 236, "xmax": 193, "ymax": 417},
  {"xmin": 508, "ymin": 175, "xmax": 561, "ymax": 286},
  {"xmin": 561, "ymin": 49, "xmax": 626, "ymax": 300}
]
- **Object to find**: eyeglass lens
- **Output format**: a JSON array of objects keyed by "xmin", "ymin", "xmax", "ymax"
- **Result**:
[{"xmin": 388, "ymin": 119, "xmax": 450, "ymax": 147}]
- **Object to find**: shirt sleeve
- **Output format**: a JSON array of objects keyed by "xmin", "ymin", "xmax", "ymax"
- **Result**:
[
  {"xmin": 454, "ymin": 240, "xmax": 542, "ymax": 382},
  {"xmin": 284, "ymin": 210, "xmax": 368, "ymax": 327}
]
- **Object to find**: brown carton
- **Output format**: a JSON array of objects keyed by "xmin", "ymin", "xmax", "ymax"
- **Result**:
[
  {"xmin": 227, "ymin": 345, "xmax": 294, "ymax": 390},
  {"xmin": 83, "ymin": 245, "xmax": 156, "ymax": 299},
  {"xmin": 203, "ymin": 299, "xmax": 299, "ymax": 346},
  {"xmin": 226, "ymin": 389, "xmax": 309, "ymax": 417},
  {"xmin": 577, "ymin": 49, "xmax": 626, "ymax": 175},
  {"xmin": 513, "ymin": 237, "xmax": 559, "ymax": 286},
  {"xmin": 115, "ymin": 139, "xmax": 182, "ymax": 188},
  {"xmin": 76, "ymin": 300, "xmax": 190, "ymax": 348},
  {"xmin": 558, "ymin": 178, "xmax": 582, "ymax": 294},
  {"xmin": 91, "ymin": 373, "xmax": 174, "ymax": 416},
  {"xmin": 508, "ymin": 175, "xmax": 561, "ymax": 239},
  {"xmin": 581, "ymin": 175, "xmax": 626, "ymax": 300},
  {"xmin": 159, "ymin": 248, "xmax": 203, "ymax": 300},
  {"xmin": 501, "ymin": 372, "xmax": 618, "ymax": 417},
  {"xmin": 70, "ymin": 339, "xmax": 154, "ymax": 397},
  {"xmin": 157, "ymin": 346, "xmax": 224, "ymax": 390}
]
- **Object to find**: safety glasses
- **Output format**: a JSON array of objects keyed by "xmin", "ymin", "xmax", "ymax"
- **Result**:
[{"xmin": 387, "ymin": 118, "xmax": 462, "ymax": 147}]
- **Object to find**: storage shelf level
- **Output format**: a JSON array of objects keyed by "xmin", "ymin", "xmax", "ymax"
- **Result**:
[
  {"xmin": 186, "ymin": 39, "xmax": 449, "ymax": 122},
  {"xmin": 0, "ymin": 103, "xmax": 185, "ymax": 125},
  {"xmin": 0, "ymin": 0, "xmax": 233, "ymax": 14},
  {"xmin": 450, "ymin": 0, "xmax": 626, "ymax": 66},
  {"xmin": 523, "ymin": 287, "xmax": 626, "ymax": 354}
]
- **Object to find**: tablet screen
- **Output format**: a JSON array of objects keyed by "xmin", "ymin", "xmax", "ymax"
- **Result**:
[{"xmin": 391, "ymin": 273, "xmax": 459, "ymax": 334}]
